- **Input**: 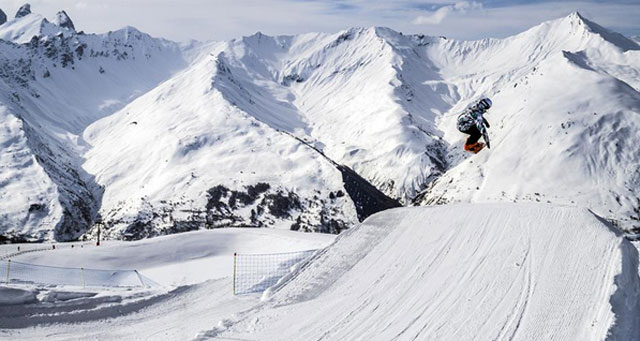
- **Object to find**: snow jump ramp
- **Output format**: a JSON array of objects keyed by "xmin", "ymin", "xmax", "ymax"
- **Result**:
[{"xmin": 215, "ymin": 203, "xmax": 640, "ymax": 340}]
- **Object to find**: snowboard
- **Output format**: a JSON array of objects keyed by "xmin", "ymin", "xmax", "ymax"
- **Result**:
[
  {"xmin": 464, "ymin": 142, "xmax": 485, "ymax": 153},
  {"xmin": 471, "ymin": 142, "xmax": 485, "ymax": 153}
]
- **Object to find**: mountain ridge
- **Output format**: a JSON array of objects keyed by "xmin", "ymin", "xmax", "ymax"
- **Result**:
[
  {"xmin": 0, "ymin": 7, "xmax": 199, "ymax": 240},
  {"xmin": 1, "ymin": 8, "xmax": 639, "ymax": 241}
]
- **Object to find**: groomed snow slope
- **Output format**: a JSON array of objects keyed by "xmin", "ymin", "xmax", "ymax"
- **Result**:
[
  {"xmin": 10, "ymin": 227, "xmax": 334, "ymax": 286},
  {"xmin": 211, "ymin": 204, "xmax": 640, "ymax": 340},
  {"xmin": 0, "ymin": 228, "xmax": 334, "ymax": 340}
]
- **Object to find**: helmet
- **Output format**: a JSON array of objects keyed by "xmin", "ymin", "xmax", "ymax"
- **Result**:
[{"xmin": 478, "ymin": 98, "xmax": 492, "ymax": 110}]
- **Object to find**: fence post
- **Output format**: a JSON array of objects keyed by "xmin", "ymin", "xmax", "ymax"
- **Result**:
[
  {"xmin": 5, "ymin": 260, "xmax": 10, "ymax": 284},
  {"xmin": 134, "ymin": 270, "xmax": 146, "ymax": 288},
  {"xmin": 81, "ymin": 267, "xmax": 85, "ymax": 288},
  {"xmin": 233, "ymin": 253, "xmax": 237, "ymax": 295}
]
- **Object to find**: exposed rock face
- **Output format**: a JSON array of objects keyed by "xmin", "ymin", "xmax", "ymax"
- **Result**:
[
  {"xmin": 86, "ymin": 182, "xmax": 355, "ymax": 241},
  {"xmin": 0, "ymin": 9, "xmax": 7, "ymax": 25},
  {"xmin": 15, "ymin": 4, "xmax": 31, "ymax": 18},
  {"xmin": 53, "ymin": 10, "xmax": 75, "ymax": 31},
  {"xmin": 338, "ymin": 165, "xmax": 401, "ymax": 222}
]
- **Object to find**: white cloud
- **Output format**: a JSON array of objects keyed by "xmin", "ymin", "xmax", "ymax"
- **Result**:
[
  {"xmin": 454, "ymin": 1, "xmax": 483, "ymax": 11},
  {"xmin": 413, "ymin": 1, "xmax": 483, "ymax": 26},
  {"xmin": 413, "ymin": 6, "xmax": 451, "ymax": 25}
]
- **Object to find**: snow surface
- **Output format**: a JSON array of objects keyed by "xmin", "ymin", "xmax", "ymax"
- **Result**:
[
  {"xmin": 0, "ymin": 13, "xmax": 73, "ymax": 44},
  {"xmin": 3, "ymin": 203, "xmax": 637, "ymax": 340},
  {"xmin": 207, "ymin": 203, "xmax": 640, "ymax": 340},
  {"xmin": 0, "ymin": 286, "xmax": 37, "ymax": 305},
  {"xmin": 3, "ymin": 227, "xmax": 333, "ymax": 286},
  {"xmin": 0, "ymin": 227, "xmax": 334, "ymax": 339}
]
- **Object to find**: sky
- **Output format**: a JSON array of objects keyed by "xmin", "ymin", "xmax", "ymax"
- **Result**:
[{"xmin": 1, "ymin": 0, "xmax": 639, "ymax": 42}]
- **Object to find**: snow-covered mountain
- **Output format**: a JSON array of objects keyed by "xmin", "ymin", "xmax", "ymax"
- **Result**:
[
  {"xmin": 0, "ymin": 5, "xmax": 400, "ymax": 241},
  {"xmin": 0, "ymin": 5, "xmax": 193, "ymax": 241},
  {"xmin": 415, "ymin": 13, "xmax": 640, "ymax": 233},
  {"xmin": 1, "ymin": 6, "xmax": 639, "ymax": 241}
]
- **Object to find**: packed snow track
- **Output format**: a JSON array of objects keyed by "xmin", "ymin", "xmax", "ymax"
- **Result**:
[
  {"xmin": 0, "ymin": 228, "xmax": 334, "ymax": 340},
  {"xmin": 209, "ymin": 203, "xmax": 640, "ymax": 340}
]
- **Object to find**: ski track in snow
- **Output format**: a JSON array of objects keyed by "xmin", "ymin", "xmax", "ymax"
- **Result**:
[
  {"xmin": 210, "ymin": 204, "xmax": 640, "ymax": 341},
  {"xmin": 0, "ymin": 228, "xmax": 335, "ymax": 339},
  {"xmin": 0, "ymin": 205, "xmax": 638, "ymax": 340},
  {"xmin": 1, "ymin": 279, "xmax": 257, "ymax": 340}
]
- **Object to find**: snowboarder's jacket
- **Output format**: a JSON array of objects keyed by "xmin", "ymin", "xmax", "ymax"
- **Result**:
[{"xmin": 457, "ymin": 100, "xmax": 490, "ymax": 133}]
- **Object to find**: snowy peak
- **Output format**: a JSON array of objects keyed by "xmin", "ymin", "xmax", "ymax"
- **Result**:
[
  {"xmin": 551, "ymin": 11, "xmax": 639, "ymax": 51},
  {"xmin": 504, "ymin": 11, "xmax": 639, "ymax": 54},
  {"xmin": 15, "ymin": 4, "xmax": 31, "ymax": 18},
  {"xmin": 247, "ymin": 25, "xmax": 442, "ymax": 203},
  {"xmin": 0, "ymin": 4, "xmax": 174, "ymax": 48},
  {"xmin": 52, "ymin": 10, "xmax": 75, "ymax": 31},
  {"xmin": 0, "ymin": 12, "xmax": 73, "ymax": 44},
  {"xmin": 569, "ymin": 12, "xmax": 639, "ymax": 51},
  {"xmin": 566, "ymin": 11, "xmax": 588, "ymax": 25},
  {"xmin": 101, "ymin": 25, "xmax": 156, "ymax": 45},
  {"xmin": 0, "ymin": 12, "xmax": 49, "ymax": 43},
  {"xmin": 0, "ymin": 6, "xmax": 82, "ymax": 44},
  {"xmin": 240, "ymin": 31, "xmax": 291, "ymax": 47},
  {"xmin": 559, "ymin": 11, "xmax": 596, "ymax": 33}
]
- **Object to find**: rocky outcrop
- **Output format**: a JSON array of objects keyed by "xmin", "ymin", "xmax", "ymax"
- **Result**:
[
  {"xmin": 85, "ymin": 182, "xmax": 352, "ymax": 241},
  {"xmin": 338, "ymin": 165, "xmax": 402, "ymax": 221},
  {"xmin": 0, "ymin": 8, "xmax": 7, "ymax": 25},
  {"xmin": 15, "ymin": 4, "xmax": 31, "ymax": 18},
  {"xmin": 53, "ymin": 10, "xmax": 75, "ymax": 31}
]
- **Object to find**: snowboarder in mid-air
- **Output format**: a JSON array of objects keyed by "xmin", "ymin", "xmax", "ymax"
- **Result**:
[{"xmin": 457, "ymin": 97, "xmax": 492, "ymax": 153}]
